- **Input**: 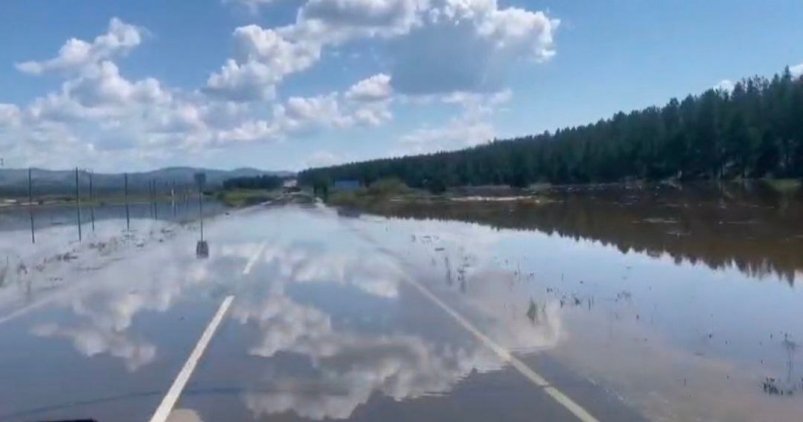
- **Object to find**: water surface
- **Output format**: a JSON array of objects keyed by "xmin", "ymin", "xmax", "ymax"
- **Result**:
[{"xmin": 0, "ymin": 191, "xmax": 801, "ymax": 421}]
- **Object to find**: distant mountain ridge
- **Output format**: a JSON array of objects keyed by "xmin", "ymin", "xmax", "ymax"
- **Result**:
[{"xmin": 0, "ymin": 167, "xmax": 293, "ymax": 196}]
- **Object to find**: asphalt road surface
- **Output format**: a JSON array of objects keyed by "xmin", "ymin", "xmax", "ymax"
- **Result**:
[{"xmin": 0, "ymin": 205, "xmax": 642, "ymax": 422}]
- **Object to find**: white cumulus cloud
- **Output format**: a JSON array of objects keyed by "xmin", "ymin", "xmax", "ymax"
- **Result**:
[
  {"xmin": 306, "ymin": 150, "xmax": 344, "ymax": 167},
  {"xmin": 391, "ymin": 0, "xmax": 559, "ymax": 94},
  {"xmin": 298, "ymin": 0, "xmax": 423, "ymax": 40},
  {"xmin": 345, "ymin": 73, "xmax": 393, "ymax": 102},
  {"xmin": 714, "ymin": 79, "xmax": 735, "ymax": 93},
  {"xmin": 3, "ymin": 1, "xmax": 558, "ymax": 170},
  {"xmin": 397, "ymin": 88, "xmax": 510, "ymax": 154},
  {"xmin": 791, "ymin": 62, "xmax": 803, "ymax": 78},
  {"xmin": 0, "ymin": 104, "xmax": 22, "ymax": 127},
  {"xmin": 205, "ymin": 25, "xmax": 321, "ymax": 101},
  {"xmin": 16, "ymin": 18, "xmax": 143, "ymax": 75},
  {"xmin": 212, "ymin": 0, "xmax": 558, "ymax": 100}
]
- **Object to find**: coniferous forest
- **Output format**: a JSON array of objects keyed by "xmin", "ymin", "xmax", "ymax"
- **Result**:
[{"xmin": 300, "ymin": 68, "xmax": 803, "ymax": 191}]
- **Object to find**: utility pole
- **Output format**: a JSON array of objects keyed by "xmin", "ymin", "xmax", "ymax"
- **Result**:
[
  {"xmin": 199, "ymin": 184, "xmax": 204, "ymax": 241},
  {"xmin": 124, "ymin": 173, "xmax": 130, "ymax": 232},
  {"xmin": 153, "ymin": 179, "xmax": 158, "ymax": 220},
  {"xmin": 89, "ymin": 171, "xmax": 95, "ymax": 232},
  {"xmin": 148, "ymin": 180, "xmax": 153, "ymax": 219},
  {"xmin": 28, "ymin": 168, "xmax": 34, "ymax": 244},
  {"xmin": 194, "ymin": 172, "xmax": 208, "ymax": 259},
  {"xmin": 171, "ymin": 180, "xmax": 176, "ymax": 218},
  {"xmin": 75, "ymin": 167, "xmax": 82, "ymax": 242}
]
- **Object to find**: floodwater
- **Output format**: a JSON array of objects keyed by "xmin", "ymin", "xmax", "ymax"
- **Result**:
[
  {"xmin": 0, "ymin": 188, "xmax": 801, "ymax": 421},
  {"xmin": 0, "ymin": 200, "xmax": 226, "ymax": 232}
]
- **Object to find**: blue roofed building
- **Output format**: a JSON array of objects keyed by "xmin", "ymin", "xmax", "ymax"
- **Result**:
[{"xmin": 333, "ymin": 180, "xmax": 361, "ymax": 192}]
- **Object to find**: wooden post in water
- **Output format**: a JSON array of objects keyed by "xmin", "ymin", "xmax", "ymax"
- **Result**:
[
  {"xmin": 28, "ymin": 168, "xmax": 34, "ymax": 244},
  {"xmin": 75, "ymin": 167, "xmax": 82, "ymax": 242},
  {"xmin": 149, "ymin": 180, "xmax": 153, "ymax": 219},
  {"xmin": 89, "ymin": 171, "xmax": 95, "ymax": 232},
  {"xmin": 171, "ymin": 180, "xmax": 176, "ymax": 218},
  {"xmin": 124, "ymin": 173, "xmax": 130, "ymax": 232},
  {"xmin": 147, "ymin": 180, "xmax": 152, "ymax": 219},
  {"xmin": 194, "ymin": 172, "xmax": 208, "ymax": 259},
  {"xmin": 153, "ymin": 180, "xmax": 158, "ymax": 220},
  {"xmin": 199, "ymin": 185, "xmax": 204, "ymax": 241},
  {"xmin": 194, "ymin": 172, "xmax": 206, "ymax": 242},
  {"xmin": 152, "ymin": 180, "xmax": 156, "ymax": 219}
]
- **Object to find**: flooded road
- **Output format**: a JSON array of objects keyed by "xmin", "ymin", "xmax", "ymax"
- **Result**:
[{"xmin": 0, "ymin": 192, "xmax": 802, "ymax": 421}]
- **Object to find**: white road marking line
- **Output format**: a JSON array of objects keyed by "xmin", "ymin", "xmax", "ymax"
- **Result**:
[
  {"xmin": 403, "ymin": 275, "xmax": 599, "ymax": 422},
  {"xmin": 242, "ymin": 241, "xmax": 267, "ymax": 275},
  {"xmin": 0, "ymin": 295, "xmax": 60, "ymax": 327},
  {"xmin": 148, "ymin": 295, "xmax": 234, "ymax": 422},
  {"xmin": 343, "ymin": 222, "xmax": 597, "ymax": 420},
  {"xmin": 149, "ymin": 239, "xmax": 264, "ymax": 420}
]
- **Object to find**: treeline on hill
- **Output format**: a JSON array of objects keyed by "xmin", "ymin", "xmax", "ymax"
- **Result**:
[
  {"xmin": 223, "ymin": 174, "xmax": 283, "ymax": 190},
  {"xmin": 299, "ymin": 68, "xmax": 803, "ymax": 191}
]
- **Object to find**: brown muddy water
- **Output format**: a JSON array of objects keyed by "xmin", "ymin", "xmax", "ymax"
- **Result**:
[
  {"xmin": 339, "ymin": 183, "xmax": 803, "ymax": 420},
  {"xmin": 0, "ymin": 185, "xmax": 801, "ymax": 421}
]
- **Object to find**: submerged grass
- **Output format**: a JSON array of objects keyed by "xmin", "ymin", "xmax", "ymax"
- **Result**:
[
  {"xmin": 217, "ymin": 189, "xmax": 280, "ymax": 207},
  {"xmin": 328, "ymin": 178, "xmax": 419, "ymax": 210},
  {"xmin": 327, "ymin": 178, "xmax": 548, "ymax": 213},
  {"xmin": 764, "ymin": 178, "xmax": 802, "ymax": 195}
]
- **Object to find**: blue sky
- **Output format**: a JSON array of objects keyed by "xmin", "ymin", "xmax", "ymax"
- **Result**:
[{"xmin": 0, "ymin": 0, "xmax": 802, "ymax": 172}]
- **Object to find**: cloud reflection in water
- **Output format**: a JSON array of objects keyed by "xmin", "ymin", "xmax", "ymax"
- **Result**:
[{"xmin": 231, "ymin": 230, "xmax": 563, "ymax": 420}]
